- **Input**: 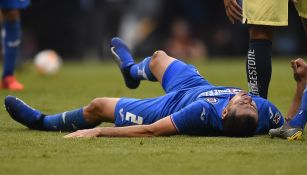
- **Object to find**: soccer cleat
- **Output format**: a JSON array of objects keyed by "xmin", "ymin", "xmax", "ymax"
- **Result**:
[
  {"xmin": 269, "ymin": 123, "xmax": 303, "ymax": 141},
  {"xmin": 4, "ymin": 95, "xmax": 45, "ymax": 130},
  {"xmin": 0, "ymin": 75, "xmax": 24, "ymax": 91},
  {"xmin": 110, "ymin": 37, "xmax": 140, "ymax": 89}
]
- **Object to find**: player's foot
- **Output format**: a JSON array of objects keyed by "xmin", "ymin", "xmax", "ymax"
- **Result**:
[
  {"xmin": 0, "ymin": 76, "xmax": 24, "ymax": 91},
  {"xmin": 269, "ymin": 123, "xmax": 303, "ymax": 141},
  {"xmin": 110, "ymin": 37, "xmax": 140, "ymax": 89},
  {"xmin": 4, "ymin": 95, "xmax": 45, "ymax": 130}
]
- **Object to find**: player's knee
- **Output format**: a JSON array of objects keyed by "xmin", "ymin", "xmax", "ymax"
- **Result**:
[
  {"xmin": 152, "ymin": 50, "xmax": 167, "ymax": 59},
  {"xmin": 86, "ymin": 97, "xmax": 108, "ymax": 117},
  {"xmin": 2, "ymin": 10, "xmax": 20, "ymax": 21},
  {"xmin": 150, "ymin": 50, "xmax": 167, "ymax": 69},
  {"xmin": 249, "ymin": 26, "xmax": 273, "ymax": 40}
]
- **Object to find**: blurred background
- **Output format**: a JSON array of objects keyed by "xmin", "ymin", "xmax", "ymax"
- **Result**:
[{"xmin": 9, "ymin": 0, "xmax": 307, "ymax": 62}]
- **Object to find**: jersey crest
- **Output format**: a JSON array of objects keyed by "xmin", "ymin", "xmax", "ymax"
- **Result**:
[{"xmin": 204, "ymin": 97, "xmax": 218, "ymax": 104}]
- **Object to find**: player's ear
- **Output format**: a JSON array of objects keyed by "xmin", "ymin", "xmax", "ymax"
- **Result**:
[{"xmin": 222, "ymin": 108, "xmax": 229, "ymax": 120}]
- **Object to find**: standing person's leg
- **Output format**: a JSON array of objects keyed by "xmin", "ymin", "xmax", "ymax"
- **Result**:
[
  {"xmin": 4, "ymin": 95, "xmax": 120, "ymax": 131},
  {"xmin": 0, "ymin": 0, "xmax": 30, "ymax": 90},
  {"xmin": 242, "ymin": 0, "xmax": 288, "ymax": 99},
  {"xmin": 0, "ymin": 9, "xmax": 23, "ymax": 90},
  {"xmin": 301, "ymin": 18, "xmax": 307, "ymax": 35},
  {"xmin": 293, "ymin": 0, "xmax": 307, "ymax": 35},
  {"xmin": 247, "ymin": 25, "xmax": 273, "ymax": 99}
]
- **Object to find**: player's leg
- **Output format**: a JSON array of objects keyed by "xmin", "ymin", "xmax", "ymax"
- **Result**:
[
  {"xmin": 4, "ymin": 95, "xmax": 119, "ymax": 131},
  {"xmin": 144, "ymin": 50, "xmax": 175, "ymax": 84},
  {"xmin": 111, "ymin": 37, "xmax": 211, "ymax": 93},
  {"xmin": 83, "ymin": 97, "xmax": 118, "ymax": 124},
  {"xmin": 287, "ymin": 84, "xmax": 307, "ymax": 130},
  {"xmin": 269, "ymin": 68, "xmax": 307, "ymax": 141},
  {"xmin": 111, "ymin": 37, "xmax": 140, "ymax": 89},
  {"xmin": 111, "ymin": 37, "xmax": 175, "ymax": 88},
  {"xmin": 0, "ymin": 9, "xmax": 24, "ymax": 90},
  {"xmin": 150, "ymin": 50, "xmax": 214, "ymax": 93},
  {"xmin": 42, "ymin": 97, "xmax": 119, "ymax": 131},
  {"xmin": 294, "ymin": 0, "xmax": 307, "ymax": 35},
  {"xmin": 247, "ymin": 25, "xmax": 273, "ymax": 99},
  {"xmin": 242, "ymin": 0, "xmax": 288, "ymax": 99},
  {"xmin": 269, "ymin": 89, "xmax": 307, "ymax": 140},
  {"xmin": 301, "ymin": 18, "xmax": 307, "ymax": 35}
]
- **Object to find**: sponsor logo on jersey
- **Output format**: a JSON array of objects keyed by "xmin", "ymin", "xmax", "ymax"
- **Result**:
[
  {"xmin": 197, "ymin": 88, "xmax": 241, "ymax": 98},
  {"xmin": 273, "ymin": 112, "xmax": 281, "ymax": 125},
  {"xmin": 204, "ymin": 97, "xmax": 218, "ymax": 104}
]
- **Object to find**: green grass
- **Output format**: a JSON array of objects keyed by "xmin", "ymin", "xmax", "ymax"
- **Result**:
[{"xmin": 0, "ymin": 58, "xmax": 307, "ymax": 175}]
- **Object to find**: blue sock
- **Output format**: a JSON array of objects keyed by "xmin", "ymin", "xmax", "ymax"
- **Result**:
[
  {"xmin": 2, "ymin": 20, "xmax": 21, "ymax": 79},
  {"xmin": 289, "ymin": 111, "xmax": 307, "ymax": 129},
  {"xmin": 130, "ymin": 57, "xmax": 157, "ymax": 81},
  {"xmin": 289, "ymin": 86, "xmax": 307, "ymax": 129},
  {"xmin": 246, "ymin": 39, "xmax": 272, "ymax": 99},
  {"xmin": 43, "ymin": 108, "xmax": 99, "ymax": 131}
]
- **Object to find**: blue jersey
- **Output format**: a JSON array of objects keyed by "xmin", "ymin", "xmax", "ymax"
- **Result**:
[
  {"xmin": 0, "ymin": 0, "xmax": 30, "ymax": 9},
  {"xmin": 114, "ymin": 60, "xmax": 284, "ymax": 135},
  {"xmin": 170, "ymin": 86, "xmax": 284, "ymax": 135}
]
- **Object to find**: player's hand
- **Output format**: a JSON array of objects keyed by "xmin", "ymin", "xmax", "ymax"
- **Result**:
[
  {"xmin": 291, "ymin": 58, "xmax": 307, "ymax": 83},
  {"xmin": 224, "ymin": 0, "xmax": 242, "ymax": 24},
  {"xmin": 64, "ymin": 128, "xmax": 102, "ymax": 138}
]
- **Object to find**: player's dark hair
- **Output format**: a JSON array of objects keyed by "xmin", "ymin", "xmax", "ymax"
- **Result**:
[{"xmin": 222, "ymin": 109, "xmax": 258, "ymax": 137}]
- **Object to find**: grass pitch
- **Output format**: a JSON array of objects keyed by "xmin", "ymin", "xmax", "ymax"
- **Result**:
[{"xmin": 0, "ymin": 58, "xmax": 307, "ymax": 175}]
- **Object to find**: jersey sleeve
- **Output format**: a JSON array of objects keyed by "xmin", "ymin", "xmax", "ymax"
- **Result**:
[
  {"xmin": 253, "ymin": 96, "xmax": 285, "ymax": 134},
  {"xmin": 267, "ymin": 101, "xmax": 284, "ymax": 129},
  {"xmin": 170, "ymin": 101, "xmax": 221, "ymax": 135}
]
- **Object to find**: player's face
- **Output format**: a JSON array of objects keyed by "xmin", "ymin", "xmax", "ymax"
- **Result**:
[{"xmin": 226, "ymin": 91, "xmax": 258, "ymax": 121}]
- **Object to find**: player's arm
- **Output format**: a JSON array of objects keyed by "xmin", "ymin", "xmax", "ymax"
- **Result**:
[
  {"xmin": 224, "ymin": 0, "xmax": 242, "ymax": 23},
  {"xmin": 64, "ymin": 116, "xmax": 178, "ymax": 138},
  {"xmin": 286, "ymin": 58, "xmax": 307, "ymax": 121}
]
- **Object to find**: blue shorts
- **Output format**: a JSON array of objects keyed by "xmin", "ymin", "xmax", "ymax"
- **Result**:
[
  {"xmin": 162, "ymin": 60, "xmax": 212, "ymax": 93},
  {"xmin": 0, "ymin": 0, "xmax": 30, "ymax": 9},
  {"xmin": 114, "ymin": 60, "xmax": 213, "ymax": 127}
]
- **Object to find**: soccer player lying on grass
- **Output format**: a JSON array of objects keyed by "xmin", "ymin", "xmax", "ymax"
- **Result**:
[{"xmin": 4, "ymin": 37, "xmax": 307, "ymax": 140}]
